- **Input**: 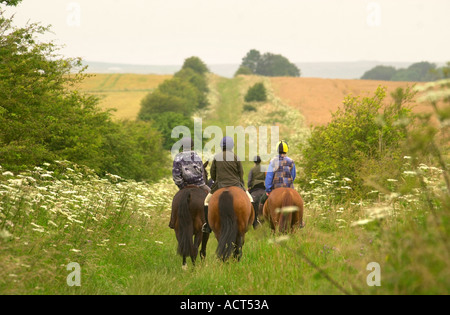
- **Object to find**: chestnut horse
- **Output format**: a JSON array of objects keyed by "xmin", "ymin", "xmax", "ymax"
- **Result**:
[
  {"xmin": 208, "ymin": 187, "xmax": 255, "ymax": 262},
  {"xmin": 172, "ymin": 186, "xmax": 210, "ymax": 268},
  {"xmin": 263, "ymin": 188, "xmax": 304, "ymax": 234}
]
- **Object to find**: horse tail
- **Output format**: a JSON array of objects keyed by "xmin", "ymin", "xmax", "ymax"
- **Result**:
[
  {"xmin": 216, "ymin": 190, "xmax": 238, "ymax": 261},
  {"xmin": 177, "ymin": 189, "xmax": 194, "ymax": 258},
  {"xmin": 279, "ymin": 190, "xmax": 294, "ymax": 234}
]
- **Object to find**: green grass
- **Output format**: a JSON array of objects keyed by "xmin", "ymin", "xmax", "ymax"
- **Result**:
[{"xmin": 1, "ymin": 74, "xmax": 449, "ymax": 295}]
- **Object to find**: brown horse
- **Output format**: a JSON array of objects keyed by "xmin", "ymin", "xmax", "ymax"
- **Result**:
[
  {"xmin": 263, "ymin": 188, "xmax": 304, "ymax": 234},
  {"xmin": 172, "ymin": 186, "xmax": 210, "ymax": 268},
  {"xmin": 208, "ymin": 187, "xmax": 255, "ymax": 262}
]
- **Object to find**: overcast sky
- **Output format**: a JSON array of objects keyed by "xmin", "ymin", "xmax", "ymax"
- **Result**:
[{"xmin": 3, "ymin": 0, "xmax": 450, "ymax": 65}]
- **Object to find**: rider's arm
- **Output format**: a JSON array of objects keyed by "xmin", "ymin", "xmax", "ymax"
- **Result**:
[
  {"xmin": 291, "ymin": 162, "xmax": 297, "ymax": 181},
  {"xmin": 265, "ymin": 162, "xmax": 274, "ymax": 193},
  {"xmin": 172, "ymin": 158, "xmax": 184, "ymax": 189},
  {"xmin": 210, "ymin": 158, "xmax": 217, "ymax": 182},
  {"xmin": 247, "ymin": 169, "xmax": 253, "ymax": 189}
]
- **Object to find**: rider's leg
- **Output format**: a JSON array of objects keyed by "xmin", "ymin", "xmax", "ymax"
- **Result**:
[
  {"xmin": 168, "ymin": 207, "xmax": 176, "ymax": 229},
  {"xmin": 202, "ymin": 193, "xmax": 213, "ymax": 233}
]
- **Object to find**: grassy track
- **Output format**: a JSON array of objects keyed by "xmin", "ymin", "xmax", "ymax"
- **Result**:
[{"xmin": 1, "ymin": 74, "xmax": 448, "ymax": 295}]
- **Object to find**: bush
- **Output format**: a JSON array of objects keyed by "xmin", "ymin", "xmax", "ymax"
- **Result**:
[
  {"xmin": 234, "ymin": 66, "xmax": 253, "ymax": 77},
  {"xmin": 243, "ymin": 104, "xmax": 257, "ymax": 112},
  {"xmin": 361, "ymin": 65, "xmax": 397, "ymax": 81},
  {"xmin": 244, "ymin": 82, "xmax": 267, "ymax": 102},
  {"xmin": 301, "ymin": 86, "xmax": 415, "ymax": 195},
  {"xmin": 148, "ymin": 112, "xmax": 195, "ymax": 150},
  {"xmin": 181, "ymin": 56, "xmax": 209, "ymax": 75},
  {"xmin": 0, "ymin": 13, "xmax": 167, "ymax": 182},
  {"xmin": 238, "ymin": 49, "xmax": 301, "ymax": 77},
  {"xmin": 139, "ymin": 56, "xmax": 210, "ymax": 148}
]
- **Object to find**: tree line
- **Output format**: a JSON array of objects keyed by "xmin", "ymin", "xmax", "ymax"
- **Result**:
[
  {"xmin": 138, "ymin": 57, "xmax": 210, "ymax": 150},
  {"xmin": 0, "ymin": 10, "xmax": 167, "ymax": 182},
  {"xmin": 361, "ymin": 61, "xmax": 450, "ymax": 82},
  {"xmin": 235, "ymin": 49, "xmax": 301, "ymax": 77}
]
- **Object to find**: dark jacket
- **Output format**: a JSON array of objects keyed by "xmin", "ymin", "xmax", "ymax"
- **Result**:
[
  {"xmin": 172, "ymin": 151, "xmax": 205, "ymax": 189},
  {"xmin": 248, "ymin": 164, "xmax": 266, "ymax": 191},
  {"xmin": 210, "ymin": 150, "xmax": 245, "ymax": 194}
]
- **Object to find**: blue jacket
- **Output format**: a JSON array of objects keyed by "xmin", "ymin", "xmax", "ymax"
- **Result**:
[{"xmin": 265, "ymin": 155, "xmax": 296, "ymax": 193}]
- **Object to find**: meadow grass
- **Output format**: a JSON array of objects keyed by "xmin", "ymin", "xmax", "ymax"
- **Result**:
[
  {"xmin": 1, "ymin": 74, "xmax": 448, "ymax": 296},
  {"xmin": 74, "ymin": 74, "xmax": 172, "ymax": 120}
]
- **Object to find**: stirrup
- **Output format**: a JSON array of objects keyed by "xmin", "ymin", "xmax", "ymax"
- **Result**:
[{"xmin": 202, "ymin": 223, "xmax": 212, "ymax": 234}]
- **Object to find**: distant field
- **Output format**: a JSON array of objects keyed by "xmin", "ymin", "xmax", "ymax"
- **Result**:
[
  {"xmin": 270, "ymin": 77, "xmax": 430, "ymax": 126},
  {"xmin": 77, "ymin": 73, "xmax": 172, "ymax": 120},
  {"xmin": 78, "ymin": 74, "xmax": 435, "ymax": 125}
]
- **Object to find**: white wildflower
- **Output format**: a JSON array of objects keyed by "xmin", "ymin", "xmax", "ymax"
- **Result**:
[
  {"xmin": 351, "ymin": 219, "xmax": 374, "ymax": 227},
  {"xmin": 2, "ymin": 171, "xmax": 14, "ymax": 177},
  {"xmin": 0, "ymin": 229, "xmax": 13, "ymax": 241},
  {"xmin": 70, "ymin": 249, "xmax": 81, "ymax": 253}
]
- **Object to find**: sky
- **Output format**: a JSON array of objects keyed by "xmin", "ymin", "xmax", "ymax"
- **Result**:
[{"xmin": 2, "ymin": 0, "xmax": 450, "ymax": 66}]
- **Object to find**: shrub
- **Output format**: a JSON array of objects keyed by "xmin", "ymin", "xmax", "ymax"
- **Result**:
[
  {"xmin": 301, "ymin": 86, "xmax": 415, "ymax": 195},
  {"xmin": 181, "ymin": 56, "xmax": 209, "ymax": 75},
  {"xmin": 238, "ymin": 49, "xmax": 301, "ymax": 77},
  {"xmin": 244, "ymin": 82, "xmax": 267, "ymax": 102},
  {"xmin": 234, "ymin": 66, "xmax": 253, "ymax": 77},
  {"xmin": 243, "ymin": 104, "xmax": 257, "ymax": 112},
  {"xmin": 0, "ymin": 13, "xmax": 167, "ymax": 182}
]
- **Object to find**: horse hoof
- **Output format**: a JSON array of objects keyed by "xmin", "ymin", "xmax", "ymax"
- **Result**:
[{"xmin": 182, "ymin": 264, "xmax": 188, "ymax": 271}]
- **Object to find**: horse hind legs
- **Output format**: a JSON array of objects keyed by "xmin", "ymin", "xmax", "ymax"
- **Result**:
[{"xmin": 233, "ymin": 235, "xmax": 244, "ymax": 261}]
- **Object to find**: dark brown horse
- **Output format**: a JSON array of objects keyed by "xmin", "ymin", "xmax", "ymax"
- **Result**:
[
  {"xmin": 172, "ymin": 186, "xmax": 210, "ymax": 268},
  {"xmin": 208, "ymin": 187, "xmax": 255, "ymax": 262},
  {"xmin": 263, "ymin": 188, "xmax": 304, "ymax": 234}
]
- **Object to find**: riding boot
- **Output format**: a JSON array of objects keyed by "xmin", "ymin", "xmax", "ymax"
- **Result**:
[
  {"xmin": 202, "ymin": 205, "xmax": 212, "ymax": 233},
  {"xmin": 252, "ymin": 202, "xmax": 261, "ymax": 229}
]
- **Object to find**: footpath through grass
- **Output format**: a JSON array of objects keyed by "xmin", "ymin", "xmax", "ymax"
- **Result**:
[{"xmin": 2, "ymin": 74, "xmax": 448, "ymax": 295}]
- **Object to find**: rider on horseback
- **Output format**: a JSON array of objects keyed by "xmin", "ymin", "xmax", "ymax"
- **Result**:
[
  {"xmin": 248, "ymin": 155, "xmax": 265, "ymax": 227},
  {"xmin": 259, "ymin": 140, "xmax": 296, "ymax": 209},
  {"xmin": 169, "ymin": 137, "xmax": 210, "ymax": 229},
  {"xmin": 202, "ymin": 136, "xmax": 254, "ymax": 233}
]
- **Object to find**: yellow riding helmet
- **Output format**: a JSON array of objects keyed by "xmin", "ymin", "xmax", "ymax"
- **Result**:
[{"xmin": 277, "ymin": 140, "xmax": 289, "ymax": 154}]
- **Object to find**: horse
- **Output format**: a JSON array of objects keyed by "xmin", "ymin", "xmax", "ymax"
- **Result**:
[
  {"xmin": 172, "ymin": 186, "xmax": 210, "ymax": 268},
  {"xmin": 249, "ymin": 187, "xmax": 266, "ymax": 219},
  {"xmin": 208, "ymin": 187, "xmax": 255, "ymax": 262},
  {"xmin": 263, "ymin": 187, "xmax": 304, "ymax": 234}
]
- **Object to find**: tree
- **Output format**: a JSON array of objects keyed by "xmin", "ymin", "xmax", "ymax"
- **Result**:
[
  {"xmin": 302, "ymin": 86, "xmax": 414, "ymax": 193},
  {"xmin": 0, "ymin": 13, "xmax": 167, "ymax": 181},
  {"xmin": 361, "ymin": 65, "xmax": 397, "ymax": 81},
  {"xmin": 362, "ymin": 62, "xmax": 442, "ymax": 82},
  {"xmin": 238, "ymin": 49, "xmax": 301, "ymax": 77},
  {"xmin": 244, "ymin": 82, "xmax": 267, "ymax": 102},
  {"xmin": 234, "ymin": 66, "xmax": 253, "ymax": 77},
  {"xmin": 0, "ymin": 0, "xmax": 22, "ymax": 6},
  {"xmin": 255, "ymin": 53, "xmax": 301, "ymax": 77},
  {"xmin": 241, "ymin": 49, "xmax": 261, "ymax": 74},
  {"xmin": 174, "ymin": 67, "xmax": 209, "ymax": 108},
  {"xmin": 182, "ymin": 56, "xmax": 209, "ymax": 75}
]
